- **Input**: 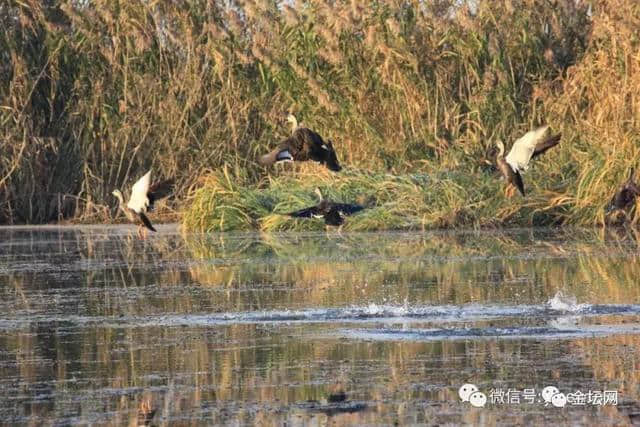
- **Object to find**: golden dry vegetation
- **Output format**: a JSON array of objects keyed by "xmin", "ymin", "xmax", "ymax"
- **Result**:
[{"xmin": 1, "ymin": 1, "xmax": 639, "ymax": 229}]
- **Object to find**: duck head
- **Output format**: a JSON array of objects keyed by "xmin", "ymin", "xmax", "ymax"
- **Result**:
[
  {"xmin": 112, "ymin": 189, "xmax": 124, "ymax": 203},
  {"xmin": 321, "ymin": 140, "xmax": 342, "ymax": 172},
  {"xmin": 285, "ymin": 113, "xmax": 298, "ymax": 132}
]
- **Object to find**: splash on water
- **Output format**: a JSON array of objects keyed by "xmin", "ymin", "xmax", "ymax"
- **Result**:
[
  {"xmin": 3, "ymin": 300, "xmax": 640, "ymax": 330},
  {"xmin": 547, "ymin": 291, "xmax": 588, "ymax": 312}
]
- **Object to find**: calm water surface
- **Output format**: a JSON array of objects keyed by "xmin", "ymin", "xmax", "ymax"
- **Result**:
[{"xmin": 1, "ymin": 225, "xmax": 640, "ymax": 425}]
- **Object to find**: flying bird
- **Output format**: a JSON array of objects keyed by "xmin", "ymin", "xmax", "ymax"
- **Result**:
[
  {"xmin": 286, "ymin": 189, "xmax": 364, "ymax": 228},
  {"xmin": 112, "ymin": 170, "xmax": 174, "ymax": 238},
  {"xmin": 495, "ymin": 125, "xmax": 561, "ymax": 197},
  {"xmin": 259, "ymin": 113, "xmax": 342, "ymax": 172}
]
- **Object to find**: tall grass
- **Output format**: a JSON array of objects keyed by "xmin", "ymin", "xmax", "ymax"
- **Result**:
[
  {"xmin": 1, "ymin": 1, "xmax": 638, "ymax": 228},
  {"xmin": 182, "ymin": 164, "xmax": 567, "ymax": 232}
]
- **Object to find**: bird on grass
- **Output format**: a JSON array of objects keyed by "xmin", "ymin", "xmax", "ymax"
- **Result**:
[
  {"xmin": 607, "ymin": 168, "xmax": 640, "ymax": 215},
  {"xmin": 286, "ymin": 188, "xmax": 364, "ymax": 229},
  {"xmin": 495, "ymin": 125, "xmax": 562, "ymax": 197},
  {"xmin": 259, "ymin": 113, "xmax": 342, "ymax": 172},
  {"xmin": 112, "ymin": 170, "xmax": 174, "ymax": 238}
]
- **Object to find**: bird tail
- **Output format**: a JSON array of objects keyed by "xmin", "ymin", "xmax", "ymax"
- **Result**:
[{"xmin": 139, "ymin": 212, "xmax": 157, "ymax": 232}]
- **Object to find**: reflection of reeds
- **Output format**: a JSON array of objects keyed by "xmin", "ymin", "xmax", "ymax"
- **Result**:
[
  {"xmin": 183, "ymin": 228, "xmax": 640, "ymax": 306},
  {"xmin": 3, "ymin": 227, "xmax": 640, "ymax": 423}
]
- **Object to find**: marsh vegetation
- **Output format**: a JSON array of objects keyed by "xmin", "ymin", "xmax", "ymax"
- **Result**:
[{"xmin": 1, "ymin": 1, "xmax": 639, "ymax": 229}]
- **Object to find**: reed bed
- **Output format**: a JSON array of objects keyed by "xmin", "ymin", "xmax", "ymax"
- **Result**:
[
  {"xmin": 1, "ymin": 0, "xmax": 639, "ymax": 229},
  {"xmin": 182, "ymin": 165, "xmax": 569, "ymax": 232}
]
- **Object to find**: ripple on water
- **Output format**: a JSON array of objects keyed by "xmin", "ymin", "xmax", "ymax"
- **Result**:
[{"xmin": 2, "ymin": 293, "xmax": 640, "ymax": 332}]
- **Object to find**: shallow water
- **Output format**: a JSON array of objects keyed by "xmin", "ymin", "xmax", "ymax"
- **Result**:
[{"xmin": 1, "ymin": 225, "xmax": 640, "ymax": 425}]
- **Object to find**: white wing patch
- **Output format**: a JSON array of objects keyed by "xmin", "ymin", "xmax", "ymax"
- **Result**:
[
  {"xmin": 505, "ymin": 126, "xmax": 549, "ymax": 173},
  {"xmin": 127, "ymin": 170, "xmax": 151, "ymax": 213}
]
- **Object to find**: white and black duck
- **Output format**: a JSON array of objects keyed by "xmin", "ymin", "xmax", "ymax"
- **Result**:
[
  {"xmin": 112, "ymin": 170, "xmax": 174, "ymax": 237},
  {"xmin": 495, "ymin": 125, "xmax": 561, "ymax": 197}
]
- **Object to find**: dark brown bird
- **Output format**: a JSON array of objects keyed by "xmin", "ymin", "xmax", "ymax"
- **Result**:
[
  {"xmin": 608, "ymin": 168, "xmax": 640, "ymax": 212},
  {"xmin": 495, "ymin": 126, "xmax": 561, "ymax": 197},
  {"xmin": 286, "ymin": 189, "xmax": 364, "ymax": 227},
  {"xmin": 259, "ymin": 113, "xmax": 342, "ymax": 172},
  {"xmin": 112, "ymin": 170, "xmax": 174, "ymax": 238},
  {"xmin": 327, "ymin": 390, "xmax": 347, "ymax": 403}
]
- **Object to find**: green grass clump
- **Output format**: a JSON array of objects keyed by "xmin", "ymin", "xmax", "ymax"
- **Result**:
[{"xmin": 182, "ymin": 164, "xmax": 576, "ymax": 232}]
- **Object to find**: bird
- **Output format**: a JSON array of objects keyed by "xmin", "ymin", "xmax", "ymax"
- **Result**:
[
  {"xmin": 327, "ymin": 390, "xmax": 347, "ymax": 403},
  {"xmin": 259, "ymin": 113, "xmax": 342, "ymax": 172},
  {"xmin": 495, "ymin": 125, "xmax": 561, "ymax": 197},
  {"xmin": 608, "ymin": 168, "xmax": 640, "ymax": 213},
  {"xmin": 137, "ymin": 396, "xmax": 156, "ymax": 426},
  {"xmin": 112, "ymin": 170, "xmax": 174, "ymax": 238},
  {"xmin": 286, "ymin": 188, "xmax": 364, "ymax": 228}
]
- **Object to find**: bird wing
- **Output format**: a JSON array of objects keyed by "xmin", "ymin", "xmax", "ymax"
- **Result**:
[
  {"xmin": 531, "ymin": 133, "xmax": 561, "ymax": 160},
  {"xmin": 138, "ymin": 212, "xmax": 157, "ymax": 232},
  {"xmin": 323, "ymin": 209, "xmax": 344, "ymax": 226},
  {"xmin": 148, "ymin": 179, "xmax": 174, "ymax": 208},
  {"xmin": 127, "ymin": 170, "xmax": 152, "ymax": 213},
  {"xmin": 293, "ymin": 128, "xmax": 329, "ymax": 162},
  {"xmin": 286, "ymin": 205, "xmax": 321, "ymax": 218},
  {"xmin": 321, "ymin": 203, "xmax": 365, "ymax": 225},
  {"xmin": 294, "ymin": 127, "xmax": 326, "ymax": 147},
  {"xmin": 331, "ymin": 203, "xmax": 365, "ymax": 216},
  {"xmin": 505, "ymin": 126, "xmax": 549, "ymax": 172},
  {"xmin": 498, "ymin": 159, "xmax": 525, "ymax": 196}
]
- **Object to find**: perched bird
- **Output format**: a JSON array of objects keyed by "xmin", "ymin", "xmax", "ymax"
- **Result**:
[
  {"xmin": 495, "ymin": 125, "xmax": 561, "ymax": 197},
  {"xmin": 112, "ymin": 170, "xmax": 174, "ymax": 238},
  {"xmin": 259, "ymin": 113, "xmax": 342, "ymax": 172},
  {"xmin": 286, "ymin": 188, "xmax": 364, "ymax": 227},
  {"xmin": 608, "ymin": 168, "xmax": 640, "ymax": 213}
]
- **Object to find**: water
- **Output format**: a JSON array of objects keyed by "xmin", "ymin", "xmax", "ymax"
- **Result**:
[{"xmin": 1, "ymin": 225, "xmax": 640, "ymax": 425}]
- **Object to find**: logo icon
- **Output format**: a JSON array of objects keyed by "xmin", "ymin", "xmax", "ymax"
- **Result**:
[
  {"xmin": 542, "ymin": 386, "xmax": 560, "ymax": 403},
  {"xmin": 551, "ymin": 393, "xmax": 567, "ymax": 408},
  {"xmin": 459, "ymin": 384, "xmax": 479, "ymax": 402},
  {"xmin": 469, "ymin": 391, "xmax": 488, "ymax": 408}
]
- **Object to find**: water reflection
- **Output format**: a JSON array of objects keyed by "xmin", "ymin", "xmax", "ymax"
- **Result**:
[{"xmin": 0, "ymin": 225, "xmax": 640, "ymax": 424}]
